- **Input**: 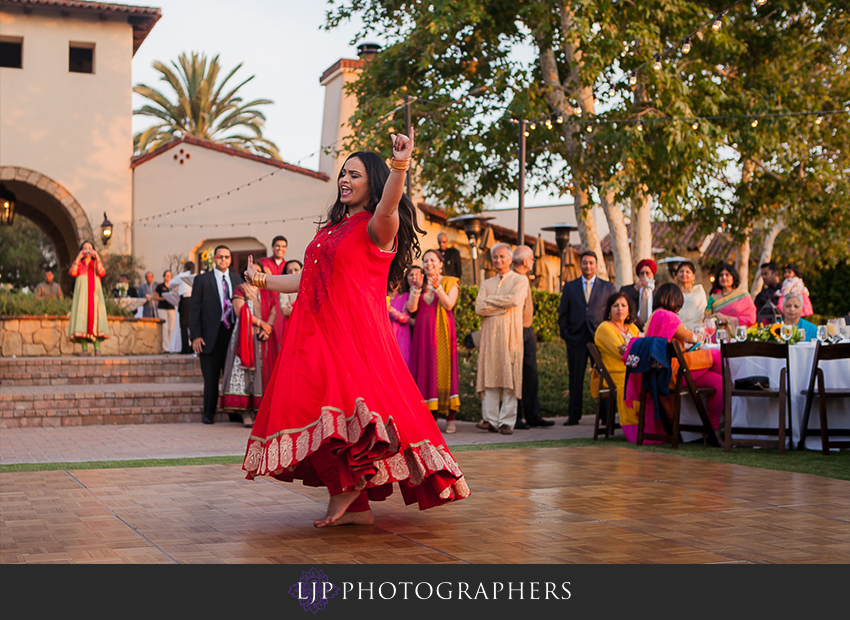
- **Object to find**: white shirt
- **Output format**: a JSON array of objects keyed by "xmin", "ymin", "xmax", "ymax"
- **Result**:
[
  {"xmin": 581, "ymin": 275, "xmax": 597, "ymax": 296},
  {"xmin": 212, "ymin": 268, "xmax": 233, "ymax": 315},
  {"xmin": 169, "ymin": 271, "xmax": 195, "ymax": 298}
]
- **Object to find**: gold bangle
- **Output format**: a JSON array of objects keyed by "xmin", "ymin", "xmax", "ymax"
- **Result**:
[
  {"xmin": 253, "ymin": 273, "xmax": 266, "ymax": 289},
  {"xmin": 390, "ymin": 157, "xmax": 410, "ymax": 172}
]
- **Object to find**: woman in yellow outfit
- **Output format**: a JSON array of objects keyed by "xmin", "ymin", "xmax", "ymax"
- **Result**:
[{"xmin": 593, "ymin": 291, "xmax": 641, "ymax": 441}]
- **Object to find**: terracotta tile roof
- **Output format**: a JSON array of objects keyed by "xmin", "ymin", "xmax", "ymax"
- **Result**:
[
  {"xmin": 416, "ymin": 203, "xmax": 563, "ymax": 256},
  {"xmin": 0, "ymin": 0, "xmax": 161, "ymax": 55},
  {"xmin": 319, "ymin": 58, "xmax": 364, "ymax": 84},
  {"xmin": 600, "ymin": 221, "xmax": 707, "ymax": 255},
  {"xmin": 130, "ymin": 135, "xmax": 330, "ymax": 182}
]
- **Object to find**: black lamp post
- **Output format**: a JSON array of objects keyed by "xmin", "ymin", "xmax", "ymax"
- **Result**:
[
  {"xmin": 541, "ymin": 223, "xmax": 578, "ymax": 287},
  {"xmin": 0, "ymin": 184, "xmax": 16, "ymax": 226},
  {"xmin": 100, "ymin": 212, "xmax": 113, "ymax": 246},
  {"xmin": 446, "ymin": 213, "xmax": 495, "ymax": 285}
]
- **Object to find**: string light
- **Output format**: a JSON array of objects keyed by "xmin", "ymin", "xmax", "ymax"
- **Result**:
[
  {"xmin": 637, "ymin": 120, "xmax": 644, "ymax": 131},
  {"xmin": 575, "ymin": 108, "xmax": 582, "ymax": 118},
  {"xmin": 692, "ymin": 121, "xmax": 699, "ymax": 130},
  {"xmin": 682, "ymin": 37, "xmax": 691, "ymax": 54},
  {"xmin": 756, "ymin": 0, "xmax": 766, "ymax": 5},
  {"xmin": 545, "ymin": 119, "xmax": 553, "ymax": 129},
  {"xmin": 815, "ymin": 115, "xmax": 823, "ymax": 125},
  {"xmin": 556, "ymin": 115, "xmax": 564, "ymax": 124},
  {"xmin": 530, "ymin": 122, "xmax": 536, "ymax": 130},
  {"xmin": 751, "ymin": 118, "xmax": 759, "ymax": 127},
  {"xmin": 586, "ymin": 124, "xmax": 593, "ymax": 133},
  {"xmin": 524, "ymin": 129, "xmax": 530, "ymax": 137},
  {"xmin": 629, "ymin": 72, "xmax": 638, "ymax": 86},
  {"xmin": 608, "ymin": 85, "xmax": 616, "ymax": 97},
  {"xmin": 712, "ymin": 16, "xmax": 723, "ymax": 31},
  {"xmin": 653, "ymin": 55, "xmax": 662, "ymax": 71}
]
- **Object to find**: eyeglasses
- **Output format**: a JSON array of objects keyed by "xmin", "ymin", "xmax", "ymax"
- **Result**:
[{"xmin": 214, "ymin": 255, "xmax": 230, "ymax": 259}]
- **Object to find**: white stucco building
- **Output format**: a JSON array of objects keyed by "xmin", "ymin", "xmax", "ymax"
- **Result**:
[{"xmin": 0, "ymin": 0, "xmax": 160, "ymax": 290}]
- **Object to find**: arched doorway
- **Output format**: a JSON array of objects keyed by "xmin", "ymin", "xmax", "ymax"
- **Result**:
[{"xmin": 0, "ymin": 167, "xmax": 93, "ymax": 294}]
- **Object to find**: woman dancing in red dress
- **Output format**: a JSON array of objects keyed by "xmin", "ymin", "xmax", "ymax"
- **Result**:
[{"xmin": 242, "ymin": 129, "xmax": 469, "ymax": 527}]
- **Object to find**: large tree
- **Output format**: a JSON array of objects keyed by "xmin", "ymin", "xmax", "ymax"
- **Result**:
[
  {"xmin": 326, "ymin": 0, "xmax": 848, "ymax": 287},
  {"xmin": 133, "ymin": 52, "xmax": 280, "ymax": 159}
]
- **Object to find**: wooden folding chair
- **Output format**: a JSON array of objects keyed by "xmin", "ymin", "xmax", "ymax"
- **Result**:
[
  {"xmin": 799, "ymin": 342, "xmax": 850, "ymax": 455},
  {"xmin": 637, "ymin": 340, "xmax": 720, "ymax": 449},
  {"xmin": 587, "ymin": 342, "xmax": 620, "ymax": 439},
  {"xmin": 721, "ymin": 341, "xmax": 792, "ymax": 454}
]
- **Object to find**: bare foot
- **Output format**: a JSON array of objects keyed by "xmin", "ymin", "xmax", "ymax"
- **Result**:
[
  {"xmin": 313, "ymin": 491, "xmax": 364, "ymax": 528},
  {"xmin": 328, "ymin": 510, "xmax": 374, "ymax": 526}
]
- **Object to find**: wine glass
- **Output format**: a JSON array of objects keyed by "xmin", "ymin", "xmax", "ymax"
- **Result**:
[
  {"xmin": 817, "ymin": 325, "xmax": 828, "ymax": 343},
  {"xmin": 780, "ymin": 323, "xmax": 794, "ymax": 343},
  {"xmin": 735, "ymin": 326, "xmax": 748, "ymax": 342},
  {"xmin": 826, "ymin": 319, "xmax": 838, "ymax": 343},
  {"xmin": 841, "ymin": 326, "xmax": 850, "ymax": 341},
  {"xmin": 717, "ymin": 327, "xmax": 729, "ymax": 344},
  {"xmin": 704, "ymin": 318, "xmax": 717, "ymax": 343}
]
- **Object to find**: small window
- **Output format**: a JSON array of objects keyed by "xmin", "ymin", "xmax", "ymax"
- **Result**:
[
  {"xmin": 69, "ymin": 42, "xmax": 94, "ymax": 74},
  {"xmin": 0, "ymin": 37, "xmax": 23, "ymax": 69}
]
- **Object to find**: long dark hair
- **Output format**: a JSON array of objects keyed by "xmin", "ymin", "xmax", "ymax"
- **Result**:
[{"xmin": 321, "ymin": 151, "xmax": 423, "ymax": 289}]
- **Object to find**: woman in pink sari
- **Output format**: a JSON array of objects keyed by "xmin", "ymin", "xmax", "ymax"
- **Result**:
[
  {"xmin": 388, "ymin": 266, "xmax": 421, "ymax": 366},
  {"xmin": 704, "ymin": 263, "xmax": 756, "ymax": 332},
  {"xmin": 624, "ymin": 283, "xmax": 723, "ymax": 440}
]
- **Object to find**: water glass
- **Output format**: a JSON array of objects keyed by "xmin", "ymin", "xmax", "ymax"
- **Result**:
[
  {"xmin": 735, "ymin": 326, "xmax": 748, "ymax": 342},
  {"xmin": 717, "ymin": 328, "xmax": 729, "ymax": 344},
  {"xmin": 780, "ymin": 323, "xmax": 793, "ymax": 342},
  {"xmin": 841, "ymin": 326, "xmax": 850, "ymax": 341},
  {"xmin": 817, "ymin": 325, "xmax": 828, "ymax": 343}
]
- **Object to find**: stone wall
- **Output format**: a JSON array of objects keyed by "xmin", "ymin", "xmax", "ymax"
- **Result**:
[{"xmin": 0, "ymin": 316, "xmax": 162, "ymax": 356}]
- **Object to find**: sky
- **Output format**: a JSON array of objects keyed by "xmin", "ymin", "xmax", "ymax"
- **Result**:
[
  {"xmin": 130, "ymin": 0, "xmax": 556, "ymax": 212},
  {"xmin": 131, "ymin": 0, "xmax": 373, "ymax": 174}
]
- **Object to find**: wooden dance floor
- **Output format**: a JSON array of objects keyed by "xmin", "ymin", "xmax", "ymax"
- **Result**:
[{"xmin": 1, "ymin": 446, "xmax": 848, "ymax": 564}]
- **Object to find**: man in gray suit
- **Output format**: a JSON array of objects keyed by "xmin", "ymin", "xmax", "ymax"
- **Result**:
[{"xmin": 557, "ymin": 251, "xmax": 614, "ymax": 425}]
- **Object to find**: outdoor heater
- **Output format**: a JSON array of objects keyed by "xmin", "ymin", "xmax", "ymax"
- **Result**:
[{"xmin": 446, "ymin": 213, "xmax": 495, "ymax": 285}]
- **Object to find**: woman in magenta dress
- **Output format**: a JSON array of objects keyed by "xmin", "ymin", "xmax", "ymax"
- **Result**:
[
  {"xmin": 241, "ymin": 129, "xmax": 469, "ymax": 527},
  {"xmin": 388, "ymin": 279, "xmax": 412, "ymax": 366},
  {"xmin": 409, "ymin": 249, "xmax": 461, "ymax": 434},
  {"xmin": 624, "ymin": 283, "xmax": 722, "ymax": 438}
]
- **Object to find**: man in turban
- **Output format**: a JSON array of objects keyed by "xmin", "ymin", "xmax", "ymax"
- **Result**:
[{"xmin": 620, "ymin": 259, "xmax": 657, "ymax": 331}]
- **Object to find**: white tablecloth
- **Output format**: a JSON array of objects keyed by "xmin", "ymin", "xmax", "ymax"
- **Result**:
[
  {"xmin": 115, "ymin": 297, "xmax": 147, "ymax": 312},
  {"xmin": 680, "ymin": 341, "xmax": 850, "ymax": 450}
]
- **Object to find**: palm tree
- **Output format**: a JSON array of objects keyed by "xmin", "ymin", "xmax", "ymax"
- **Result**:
[{"xmin": 133, "ymin": 52, "xmax": 280, "ymax": 159}]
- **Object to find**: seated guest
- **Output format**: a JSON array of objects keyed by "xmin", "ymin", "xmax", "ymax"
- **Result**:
[
  {"xmin": 754, "ymin": 262, "xmax": 782, "ymax": 323},
  {"xmin": 593, "ymin": 292, "xmax": 641, "ymax": 441},
  {"xmin": 782, "ymin": 293, "xmax": 817, "ymax": 341},
  {"xmin": 625, "ymin": 283, "xmax": 722, "ymax": 436},
  {"xmin": 620, "ymin": 259, "xmax": 656, "ymax": 331},
  {"xmin": 705, "ymin": 263, "xmax": 756, "ymax": 331},
  {"xmin": 675, "ymin": 260, "xmax": 707, "ymax": 330},
  {"xmin": 776, "ymin": 262, "xmax": 813, "ymax": 317}
]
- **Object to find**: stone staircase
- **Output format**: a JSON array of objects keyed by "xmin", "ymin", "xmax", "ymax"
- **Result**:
[{"xmin": 0, "ymin": 355, "xmax": 207, "ymax": 428}]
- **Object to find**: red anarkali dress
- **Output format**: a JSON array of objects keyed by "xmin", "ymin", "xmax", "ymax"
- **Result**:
[{"xmin": 243, "ymin": 211, "xmax": 469, "ymax": 510}]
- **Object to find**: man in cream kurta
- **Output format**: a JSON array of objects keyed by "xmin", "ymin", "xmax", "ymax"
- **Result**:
[{"xmin": 474, "ymin": 243, "xmax": 529, "ymax": 435}]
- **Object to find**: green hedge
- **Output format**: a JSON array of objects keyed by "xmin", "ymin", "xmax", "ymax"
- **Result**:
[
  {"xmin": 454, "ymin": 284, "xmax": 562, "ymax": 345},
  {"xmin": 0, "ymin": 292, "xmax": 132, "ymax": 317}
]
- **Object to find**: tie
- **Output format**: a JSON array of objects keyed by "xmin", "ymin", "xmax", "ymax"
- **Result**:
[
  {"xmin": 221, "ymin": 276, "xmax": 233, "ymax": 329},
  {"xmin": 639, "ymin": 288, "xmax": 649, "ymax": 324},
  {"xmin": 584, "ymin": 279, "xmax": 592, "ymax": 303}
]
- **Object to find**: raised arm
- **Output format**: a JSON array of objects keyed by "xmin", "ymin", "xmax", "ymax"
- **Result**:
[{"xmin": 367, "ymin": 128, "xmax": 414, "ymax": 251}]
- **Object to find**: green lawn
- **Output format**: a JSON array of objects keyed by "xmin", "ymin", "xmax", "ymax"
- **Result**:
[{"xmin": 457, "ymin": 341, "xmax": 595, "ymax": 422}]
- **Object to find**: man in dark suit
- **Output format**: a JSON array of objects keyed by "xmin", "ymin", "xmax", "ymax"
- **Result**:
[
  {"xmin": 438, "ymin": 232, "xmax": 463, "ymax": 280},
  {"xmin": 557, "ymin": 250, "xmax": 614, "ymax": 426},
  {"xmin": 189, "ymin": 245, "xmax": 242, "ymax": 424}
]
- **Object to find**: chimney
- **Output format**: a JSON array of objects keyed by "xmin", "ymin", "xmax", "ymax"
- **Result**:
[{"xmin": 356, "ymin": 42, "xmax": 382, "ymax": 61}]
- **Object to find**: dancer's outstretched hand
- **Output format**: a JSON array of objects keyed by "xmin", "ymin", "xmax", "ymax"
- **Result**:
[{"xmin": 244, "ymin": 255, "xmax": 258, "ymax": 285}]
